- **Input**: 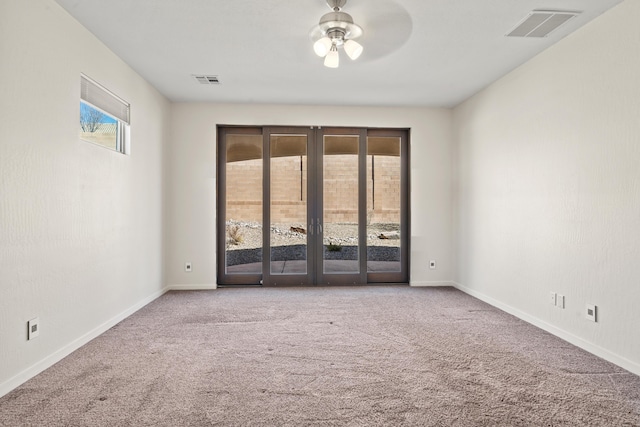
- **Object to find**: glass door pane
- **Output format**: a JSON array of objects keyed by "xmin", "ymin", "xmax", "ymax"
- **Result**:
[
  {"xmin": 270, "ymin": 134, "xmax": 308, "ymax": 275},
  {"xmin": 367, "ymin": 137, "xmax": 401, "ymax": 272},
  {"xmin": 224, "ymin": 133, "xmax": 263, "ymax": 275},
  {"xmin": 322, "ymin": 135, "xmax": 360, "ymax": 274}
]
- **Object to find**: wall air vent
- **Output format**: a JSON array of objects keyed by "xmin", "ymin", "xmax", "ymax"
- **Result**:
[
  {"xmin": 506, "ymin": 10, "xmax": 580, "ymax": 38},
  {"xmin": 193, "ymin": 75, "xmax": 221, "ymax": 85}
]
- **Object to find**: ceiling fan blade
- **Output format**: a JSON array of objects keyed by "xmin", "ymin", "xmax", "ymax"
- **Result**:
[{"xmin": 347, "ymin": 0, "xmax": 413, "ymax": 61}]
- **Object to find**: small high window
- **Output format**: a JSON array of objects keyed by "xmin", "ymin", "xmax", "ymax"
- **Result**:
[{"xmin": 80, "ymin": 74, "xmax": 130, "ymax": 153}]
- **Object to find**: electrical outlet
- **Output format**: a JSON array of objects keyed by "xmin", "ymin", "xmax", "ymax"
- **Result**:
[
  {"xmin": 557, "ymin": 294, "xmax": 565, "ymax": 309},
  {"xmin": 429, "ymin": 260, "xmax": 436, "ymax": 269},
  {"xmin": 28, "ymin": 317, "xmax": 40, "ymax": 340},
  {"xmin": 550, "ymin": 292, "xmax": 557, "ymax": 306},
  {"xmin": 185, "ymin": 262, "xmax": 192, "ymax": 272},
  {"xmin": 586, "ymin": 304, "xmax": 597, "ymax": 322}
]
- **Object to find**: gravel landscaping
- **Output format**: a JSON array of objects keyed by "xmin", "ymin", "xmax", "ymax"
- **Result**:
[{"xmin": 225, "ymin": 220, "xmax": 401, "ymax": 266}]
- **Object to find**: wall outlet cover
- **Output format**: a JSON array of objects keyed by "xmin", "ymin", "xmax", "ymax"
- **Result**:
[
  {"xmin": 550, "ymin": 292, "xmax": 557, "ymax": 306},
  {"xmin": 28, "ymin": 317, "xmax": 40, "ymax": 340},
  {"xmin": 586, "ymin": 304, "xmax": 597, "ymax": 322}
]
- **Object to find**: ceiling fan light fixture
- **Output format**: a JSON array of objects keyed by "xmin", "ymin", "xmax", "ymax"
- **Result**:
[
  {"xmin": 314, "ymin": 37, "xmax": 332, "ymax": 57},
  {"xmin": 324, "ymin": 45, "xmax": 340, "ymax": 68},
  {"xmin": 344, "ymin": 39, "xmax": 363, "ymax": 60},
  {"xmin": 310, "ymin": 0, "xmax": 363, "ymax": 68}
]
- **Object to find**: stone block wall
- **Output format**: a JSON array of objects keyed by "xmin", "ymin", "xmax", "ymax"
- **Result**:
[{"xmin": 226, "ymin": 155, "xmax": 400, "ymax": 224}]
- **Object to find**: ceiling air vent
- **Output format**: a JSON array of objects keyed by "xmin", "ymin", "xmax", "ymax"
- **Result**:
[
  {"xmin": 506, "ymin": 10, "xmax": 580, "ymax": 38},
  {"xmin": 193, "ymin": 75, "xmax": 220, "ymax": 85}
]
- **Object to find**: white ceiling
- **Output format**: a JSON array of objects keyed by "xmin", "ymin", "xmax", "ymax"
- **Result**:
[{"xmin": 54, "ymin": 0, "xmax": 623, "ymax": 108}]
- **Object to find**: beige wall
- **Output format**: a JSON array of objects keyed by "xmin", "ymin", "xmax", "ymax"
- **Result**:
[
  {"xmin": 0, "ymin": 0, "xmax": 170, "ymax": 396},
  {"xmin": 453, "ymin": 0, "xmax": 640, "ymax": 375},
  {"xmin": 166, "ymin": 104, "xmax": 453, "ymax": 288}
]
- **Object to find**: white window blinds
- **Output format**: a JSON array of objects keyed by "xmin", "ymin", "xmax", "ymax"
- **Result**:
[{"xmin": 80, "ymin": 75, "xmax": 130, "ymax": 124}]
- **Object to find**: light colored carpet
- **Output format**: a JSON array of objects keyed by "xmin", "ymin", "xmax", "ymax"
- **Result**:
[{"xmin": 1, "ymin": 287, "xmax": 639, "ymax": 426}]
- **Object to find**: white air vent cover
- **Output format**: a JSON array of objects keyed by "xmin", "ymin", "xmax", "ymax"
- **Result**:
[
  {"xmin": 507, "ymin": 10, "xmax": 580, "ymax": 38},
  {"xmin": 193, "ymin": 75, "xmax": 221, "ymax": 85}
]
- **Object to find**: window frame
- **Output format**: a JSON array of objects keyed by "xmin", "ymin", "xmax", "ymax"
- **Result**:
[{"xmin": 79, "ymin": 74, "xmax": 130, "ymax": 154}]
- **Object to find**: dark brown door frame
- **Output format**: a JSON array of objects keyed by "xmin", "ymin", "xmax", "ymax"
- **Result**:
[
  {"xmin": 216, "ymin": 125, "xmax": 410, "ymax": 286},
  {"xmin": 366, "ymin": 128, "xmax": 410, "ymax": 284},
  {"xmin": 262, "ymin": 126, "xmax": 315, "ymax": 286},
  {"xmin": 315, "ymin": 127, "xmax": 368, "ymax": 285},
  {"xmin": 216, "ymin": 126, "xmax": 263, "ymax": 286}
]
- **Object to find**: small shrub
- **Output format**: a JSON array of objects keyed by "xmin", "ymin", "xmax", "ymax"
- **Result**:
[
  {"xmin": 326, "ymin": 241, "xmax": 342, "ymax": 252},
  {"xmin": 228, "ymin": 225, "xmax": 244, "ymax": 245}
]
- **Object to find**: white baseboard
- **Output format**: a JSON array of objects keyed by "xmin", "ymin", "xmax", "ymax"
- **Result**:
[
  {"xmin": 452, "ymin": 282, "xmax": 640, "ymax": 377},
  {"xmin": 0, "ymin": 286, "xmax": 170, "ymax": 399},
  {"xmin": 168, "ymin": 283, "xmax": 217, "ymax": 291},
  {"xmin": 410, "ymin": 280, "xmax": 454, "ymax": 287}
]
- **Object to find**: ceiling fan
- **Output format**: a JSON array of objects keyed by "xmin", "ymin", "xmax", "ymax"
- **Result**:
[{"xmin": 310, "ymin": 0, "xmax": 364, "ymax": 68}]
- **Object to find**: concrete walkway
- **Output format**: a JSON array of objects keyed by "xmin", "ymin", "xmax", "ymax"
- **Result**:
[{"xmin": 226, "ymin": 260, "xmax": 400, "ymax": 274}]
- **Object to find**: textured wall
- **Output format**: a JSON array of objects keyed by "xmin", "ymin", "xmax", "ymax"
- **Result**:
[
  {"xmin": 453, "ymin": 0, "xmax": 640, "ymax": 374},
  {"xmin": 0, "ymin": 0, "xmax": 170, "ymax": 395},
  {"xmin": 166, "ymin": 104, "xmax": 453, "ymax": 288}
]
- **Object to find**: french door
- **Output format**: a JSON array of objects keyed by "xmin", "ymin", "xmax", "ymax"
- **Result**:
[{"xmin": 217, "ymin": 126, "xmax": 409, "ymax": 286}]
